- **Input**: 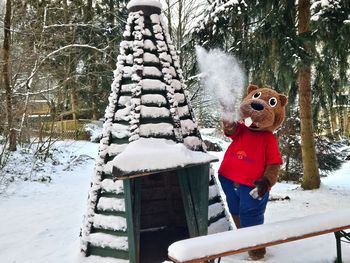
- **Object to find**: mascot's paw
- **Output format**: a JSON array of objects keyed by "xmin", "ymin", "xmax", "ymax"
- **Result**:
[
  {"xmin": 253, "ymin": 177, "xmax": 270, "ymax": 197},
  {"xmin": 222, "ymin": 120, "xmax": 236, "ymax": 136}
]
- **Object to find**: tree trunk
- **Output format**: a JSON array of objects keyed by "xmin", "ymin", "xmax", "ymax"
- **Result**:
[
  {"xmin": 166, "ymin": 0, "xmax": 172, "ymax": 36},
  {"xmin": 70, "ymin": 87, "xmax": 78, "ymax": 121},
  {"xmin": 298, "ymin": 0, "xmax": 320, "ymax": 189},
  {"xmin": 91, "ymin": 77, "xmax": 98, "ymax": 120},
  {"xmin": 343, "ymin": 108, "xmax": 349, "ymax": 138},
  {"xmin": 337, "ymin": 107, "xmax": 345, "ymax": 137},
  {"xmin": 2, "ymin": 0, "xmax": 16, "ymax": 151},
  {"xmin": 85, "ymin": 0, "xmax": 98, "ymax": 120},
  {"xmin": 18, "ymin": 92, "xmax": 30, "ymax": 144},
  {"xmin": 329, "ymin": 104, "xmax": 338, "ymax": 137},
  {"xmin": 177, "ymin": 0, "xmax": 183, "ymax": 69},
  {"xmin": 108, "ymin": 0, "xmax": 115, "ymax": 24}
]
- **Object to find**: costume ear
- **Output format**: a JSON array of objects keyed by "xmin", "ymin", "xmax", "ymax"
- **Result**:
[
  {"xmin": 247, "ymin": 84, "xmax": 259, "ymax": 94},
  {"xmin": 279, "ymin": 94, "xmax": 288, "ymax": 107}
]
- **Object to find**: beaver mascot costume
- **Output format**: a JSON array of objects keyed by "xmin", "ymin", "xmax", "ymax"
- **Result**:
[{"xmin": 218, "ymin": 84, "xmax": 288, "ymax": 260}]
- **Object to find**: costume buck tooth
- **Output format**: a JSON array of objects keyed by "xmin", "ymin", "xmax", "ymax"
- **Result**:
[{"xmin": 244, "ymin": 117, "xmax": 253, "ymax": 127}]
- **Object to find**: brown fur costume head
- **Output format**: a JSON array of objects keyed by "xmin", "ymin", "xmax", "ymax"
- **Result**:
[{"xmin": 240, "ymin": 84, "xmax": 288, "ymax": 132}]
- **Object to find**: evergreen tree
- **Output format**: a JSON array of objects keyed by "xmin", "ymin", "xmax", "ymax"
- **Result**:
[
  {"xmin": 190, "ymin": 0, "xmax": 300, "ymax": 127},
  {"xmin": 311, "ymin": 0, "xmax": 350, "ymax": 137},
  {"xmin": 190, "ymin": 0, "xmax": 349, "ymax": 125},
  {"xmin": 189, "ymin": 0, "xmax": 349, "ymax": 183}
]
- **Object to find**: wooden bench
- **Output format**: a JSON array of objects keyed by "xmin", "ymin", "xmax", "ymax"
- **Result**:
[{"xmin": 168, "ymin": 209, "xmax": 350, "ymax": 263}]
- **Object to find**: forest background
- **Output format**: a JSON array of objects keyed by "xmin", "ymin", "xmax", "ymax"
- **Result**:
[{"xmin": 0, "ymin": 0, "xmax": 349, "ymax": 190}]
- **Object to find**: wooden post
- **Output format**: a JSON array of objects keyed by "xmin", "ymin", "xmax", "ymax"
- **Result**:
[
  {"xmin": 134, "ymin": 177, "xmax": 142, "ymax": 262},
  {"xmin": 187, "ymin": 164, "xmax": 209, "ymax": 236},
  {"xmin": 124, "ymin": 178, "xmax": 142, "ymax": 263},
  {"xmin": 177, "ymin": 164, "xmax": 209, "ymax": 237},
  {"xmin": 177, "ymin": 168, "xmax": 200, "ymax": 237}
]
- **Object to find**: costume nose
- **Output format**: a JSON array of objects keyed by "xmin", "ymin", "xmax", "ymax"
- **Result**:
[{"xmin": 251, "ymin": 102, "xmax": 264, "ymax": 111}]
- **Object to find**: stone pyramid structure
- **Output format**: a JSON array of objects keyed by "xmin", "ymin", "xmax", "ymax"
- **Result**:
[{"xmin": 80, "ymin": 0, "xmax": 232, "ymax": 262}]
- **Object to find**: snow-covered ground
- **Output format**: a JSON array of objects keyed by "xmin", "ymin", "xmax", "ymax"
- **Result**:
[
  {"xmin": 1, "ymin": 139, "xmax": 350, "ymax": 263},
  {"xmin": 0, "ymin": 141, "xmax": 98, "ymax": 263}
]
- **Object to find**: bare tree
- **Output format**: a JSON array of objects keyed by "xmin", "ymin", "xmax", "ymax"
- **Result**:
[
  {"xmin": 2, "ymin": 0, "xmax": 16, "ymax": 151},
  {"xmin": 0, "ymin": 0, "xmax": 127, "ymax": 143},
  {"xmin": 163, "ymin": 0, "xmax": 205, "ymax": 73}
]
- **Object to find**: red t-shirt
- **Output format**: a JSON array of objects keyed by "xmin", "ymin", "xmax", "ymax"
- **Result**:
[{"xmin": 218, "ymin": 122, "xmax": 283, "ymax": 187}]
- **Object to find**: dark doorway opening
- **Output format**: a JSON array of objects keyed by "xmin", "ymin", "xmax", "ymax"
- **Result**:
[{"xmin": 139, "ymin": 171, "xmax": 189, "ymax": 263}]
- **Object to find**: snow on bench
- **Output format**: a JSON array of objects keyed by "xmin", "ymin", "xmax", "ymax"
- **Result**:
[{"xmin": 168, "ymin": 209, "xmax": 350, "ymax": 263}]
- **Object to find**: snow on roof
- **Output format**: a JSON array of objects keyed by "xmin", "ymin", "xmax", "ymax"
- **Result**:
[
  {"xmin": 127, "ymin": 0, "xmax": 162, "ymax": 10},
  {"xmin": 111, "ymin": 138, "xmax": 217, "ymax": 177}
]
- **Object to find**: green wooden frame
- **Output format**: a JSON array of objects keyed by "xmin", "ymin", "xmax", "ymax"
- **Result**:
[
  {"xmin": 123, "ymin": 164, "xmax": 210, "ymax": 263},
  {"xmin": 124, "ymin": 177, "xmax": 142, "ymax": 263},
  {"xmin": 177, "ymin": 164, "xmax": 210, "ymax": 237}
]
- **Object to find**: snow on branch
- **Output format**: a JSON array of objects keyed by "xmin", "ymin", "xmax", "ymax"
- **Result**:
[
  {"xmin": 43, "ymin": 22, "xmax": 125, "ymax": 32},
  {"xmin": 193, "ymin": 0, "xmax": 248, "ymax": 34},
  {"xmin": 42, "ymin": 44, "xmax": 109, "ymax": 62},
  {"xmin": 16, "ymin": 44, "xmax": 109, "ymax": 91},
  {"xmin": 311, "ymin": 0, "xmax": 342, "ymax": 21},
  {"xmin": 13, "ymin": 82, "xmax": 65, "ymax": 97},
  {"xmin": 43, "ymin": 23, "xmax": 109, "ymax": 30}
]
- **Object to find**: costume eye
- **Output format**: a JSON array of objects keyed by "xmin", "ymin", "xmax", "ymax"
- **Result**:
[
  {"xmin": 252, "ymin": 92, "xmax": 261, "ymax": 99},
  {"xmin": 269, "ymin": 97, "xmax": 277, "ymax": 107}
]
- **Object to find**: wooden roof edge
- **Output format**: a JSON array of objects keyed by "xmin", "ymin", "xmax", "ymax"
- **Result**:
[{"xmin": 112, "ymin": 158, "xmax": 219, "ymax": 181}]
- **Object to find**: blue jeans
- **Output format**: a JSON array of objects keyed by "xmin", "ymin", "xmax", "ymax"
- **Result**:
[{"xmin": 219, "ymin": 174, "xmax": 269, "ymax": 228}]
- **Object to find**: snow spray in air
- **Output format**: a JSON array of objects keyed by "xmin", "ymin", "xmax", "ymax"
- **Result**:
[{"xmin": 196, "ymin": 46, "xmax": 246, "ymax": 123}]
